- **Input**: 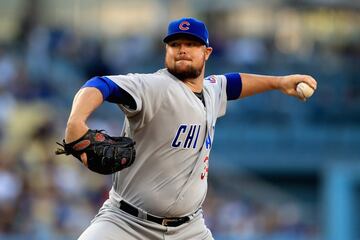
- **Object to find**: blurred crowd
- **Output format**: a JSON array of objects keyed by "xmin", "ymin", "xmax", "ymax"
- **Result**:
[{"xmin": 0, "ymin": 1, "xmax": 359, "ymax": 239}]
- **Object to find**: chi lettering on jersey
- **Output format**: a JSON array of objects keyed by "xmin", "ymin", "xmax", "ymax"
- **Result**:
[
  {"xmin": 205, "ymin": 133, "xmax": 212, "ymax": 149},
  {"xmin": 171, "ymin": 124, "xmax": 201, "ymax": 149}
]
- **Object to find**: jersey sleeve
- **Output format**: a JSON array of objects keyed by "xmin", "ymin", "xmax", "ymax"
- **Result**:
[
  {"xmin": 205, "ymin": 73, "xmax": 242, "ymax": 118},
  {"xmin": 205, "ymin": 75, "xmax": 228, "ymax": 118},
  {"xmin": 104, "ymin": 73, "xmax": 166, "ymax": 128}
]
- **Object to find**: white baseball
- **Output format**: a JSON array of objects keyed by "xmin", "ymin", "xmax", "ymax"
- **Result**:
[{"xmin": 296, "ymin": 82, "xmax": 314, "ymax": 99}]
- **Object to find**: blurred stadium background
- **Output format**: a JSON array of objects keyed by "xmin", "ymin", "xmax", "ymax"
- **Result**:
[{"xmin": 0, "ymin": 0, "xmax": 359, "ymax": 239}]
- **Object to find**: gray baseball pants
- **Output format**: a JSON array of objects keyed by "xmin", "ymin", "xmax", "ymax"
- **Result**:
[{"xmin": 78, "ymin": 199, "xmax": 214, "ymax": 240}]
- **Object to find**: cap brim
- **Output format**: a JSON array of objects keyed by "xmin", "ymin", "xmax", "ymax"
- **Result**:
[{"xmin": 163, "ymin": 32, "xmax": 208, "ymax": 46}]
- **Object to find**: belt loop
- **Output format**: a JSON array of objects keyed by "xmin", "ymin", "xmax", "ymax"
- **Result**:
[
  {"xmin": 110, "ymin": 197, "xmax": 121, "ymax": 209},
  {"xmin": 138, "ymin": 208, "xmax": 148, "ymax": 219}
]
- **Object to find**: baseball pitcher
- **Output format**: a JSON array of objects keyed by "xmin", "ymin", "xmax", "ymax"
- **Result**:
[{"xmin": 56, "ymin": 17, "xmax": 317, "ymax": 240}]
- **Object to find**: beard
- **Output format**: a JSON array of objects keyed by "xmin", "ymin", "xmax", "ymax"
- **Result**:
[{"xmin": 166, "ymin": 62, "xmax": 203, "ymax": 81}]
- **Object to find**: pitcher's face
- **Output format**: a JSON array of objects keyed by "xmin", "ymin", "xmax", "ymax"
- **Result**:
[{"xmin": 165, "ymin": 37, "xmax": 212, "ymax": 80}]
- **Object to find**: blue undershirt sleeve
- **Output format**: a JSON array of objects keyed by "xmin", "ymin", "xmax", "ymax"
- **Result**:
[
  {"xmin": 224, "ymin": 73, "xmax": 242, "ymax": 100},
  {"xmin": 82, "ymin": 76, "xmax": 123, "ymax": 103}
]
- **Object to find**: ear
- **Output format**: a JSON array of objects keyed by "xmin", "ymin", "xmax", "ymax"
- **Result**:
[{"xmin": 204, "ymin": 47, "xmax": 213, "ymax": 61}]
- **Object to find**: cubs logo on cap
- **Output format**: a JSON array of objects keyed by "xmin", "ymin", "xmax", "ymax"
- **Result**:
[
  {"xmin": 163, "ymin": 17, "xmax": 210, "ymax": 46},
  {"xmin": 179, "ymin": 21, "xmax": 190, "ymax": 31}
]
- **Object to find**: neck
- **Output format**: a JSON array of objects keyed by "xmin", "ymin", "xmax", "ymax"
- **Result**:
[
  {"xmin": 183, "ymin": 78, "xmax": 203, "ymax": 93},
  {"xmin": 183, "ymin": 68, "xmax": 205, "ymax": 93}
]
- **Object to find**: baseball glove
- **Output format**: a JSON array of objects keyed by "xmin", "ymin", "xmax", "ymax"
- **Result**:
[{"xmin": 55, "ymin": 129, "xmax": 136, "ymax": 175}]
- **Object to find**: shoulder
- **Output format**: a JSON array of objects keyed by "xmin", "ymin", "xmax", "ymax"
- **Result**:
[
  {"xmin": 112, "ymin": 69, "xmax": 173, "ymax": 84},
  {"xmin": 104, "ymin": 69, "xmax": 176, "ymax": 89},
  {"xmin": 204, "ymin": 74, "xmax": 227, "ymax": 88}
]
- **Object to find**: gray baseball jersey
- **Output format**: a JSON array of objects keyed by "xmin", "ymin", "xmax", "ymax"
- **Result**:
[{"xmin": 105, "ymin": 69, "xmax": 228, "ymax": 218}]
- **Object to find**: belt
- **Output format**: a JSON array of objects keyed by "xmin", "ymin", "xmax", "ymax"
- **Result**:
[{"xmin": 119, "ymin": 200, "xmax": 190, "ymax": 227}]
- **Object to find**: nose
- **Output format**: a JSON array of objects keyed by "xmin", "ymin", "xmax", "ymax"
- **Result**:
[{"xmin": 178, "ymin": 44, "xmax": 187, "ymax": 54}]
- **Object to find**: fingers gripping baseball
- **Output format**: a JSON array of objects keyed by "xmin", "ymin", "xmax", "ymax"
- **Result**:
[{"xmin": 279, "ymin": 74, "xmax": 317, "ymax": 100}]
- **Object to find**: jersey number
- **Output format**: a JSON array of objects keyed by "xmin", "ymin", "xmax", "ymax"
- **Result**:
[{"xmin": 200, "ymin": 156, "xmax": 209, "ymax": 180}]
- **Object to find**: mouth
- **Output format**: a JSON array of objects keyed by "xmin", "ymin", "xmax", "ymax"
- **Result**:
[
  {"xmin": 176, "ymin": 57, "xmax": 192, "ymax": 62},
  {"xmin": 175, "ymin": 60, "xmax": 192, "ymax": 65}
]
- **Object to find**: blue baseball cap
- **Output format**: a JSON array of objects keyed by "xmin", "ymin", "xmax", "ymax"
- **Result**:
[{"xmin": 163, "ymin": 17, "xmax": 210, "ymax": 47}]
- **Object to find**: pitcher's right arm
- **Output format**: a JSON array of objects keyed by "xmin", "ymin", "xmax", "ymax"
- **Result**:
[{"xmin": 65, "ymin": 87, "xmax": 103, "ymax": 143}]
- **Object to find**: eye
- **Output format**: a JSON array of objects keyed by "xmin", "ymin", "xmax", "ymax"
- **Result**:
[
  {"xmin": 187, "ymin": 41, "xmax": 202, "ymax": 47},
  {"xmin": 169, "ymin": 42, "xmax": 179, "ymax": 47}
]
